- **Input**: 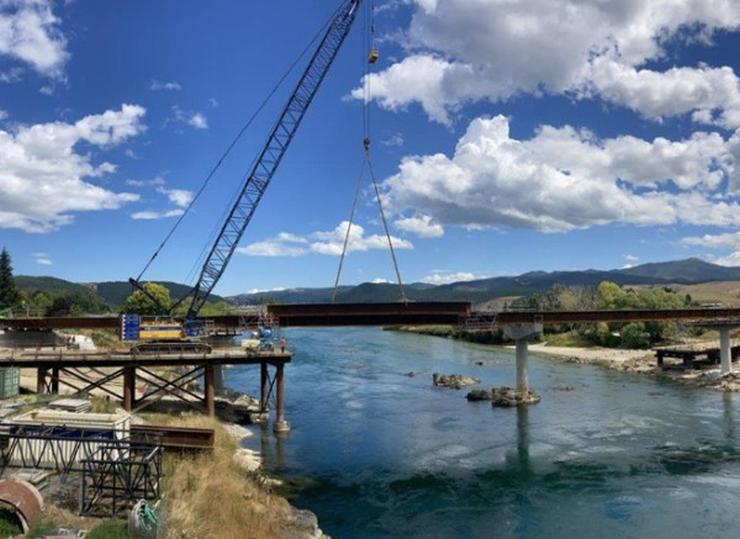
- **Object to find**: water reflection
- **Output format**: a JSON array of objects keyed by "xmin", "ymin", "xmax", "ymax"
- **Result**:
[
  {"xmin": 259, "ymin": 423, "xmax": 288, "ymax": 473},
  {"xmin": 230, "ymin": 328, "xmax": 740, "ymax": 538},
  {"xmin": 515, "ymin": 405, "xmax": 530, "ymax": 474},
  {"xmin": 723, "ymin": 392, "xmax": 735, "ymax": 442}
]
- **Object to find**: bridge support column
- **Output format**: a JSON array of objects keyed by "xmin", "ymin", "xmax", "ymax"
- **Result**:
[
  {"xmin": 204, "ymin": 365, "xmax": 216, "ymax": 417},
  {"xmin": 213, "ymin": 365, "xmax": 225, "ymax": 396},
  {"xmin": 515, "ymin": 339, "xmax": 529, "ymax": 392},
  {"xmin": 503, "ymin": 322, "xmax": 543, "ymax": 397},
  {"xmin": 36, "ymin": 368, "xmax": 47, "ymax": 394},
  {"xmin": 273, "ymin": 362, "xmax": 290, "ymax": 434},
  {"xmin": 51, "ymin": 368, "xmax": 60, "ymax": 394},
  {"xmin": 720, "ymin": 327, "xmax": 732, "ymax": 375},
  {"xmin": 260, "ymin": 361, "xmax": 269, "ymax": 413},
  {"xmin": 123, "ymin": 366, "xmax": 136, "ymax": 412}
]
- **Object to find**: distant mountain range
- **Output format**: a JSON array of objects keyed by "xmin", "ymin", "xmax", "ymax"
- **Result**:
[
  {"xmin": 229, "ymin": 258, "xmax": 740, "ymax": 305},
  {"xmin": 16, "ymin": 257, "xmax": 740, "ymax": 309}
]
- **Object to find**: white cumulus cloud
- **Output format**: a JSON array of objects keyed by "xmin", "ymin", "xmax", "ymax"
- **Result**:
[
  {"xmin": 354, "ymin": 0, "xmax": 740, "ymax": 126},
  {"xmin": 188, "ymin": 112, "xmax": 207, "ymax": 129},
  {"xmin": 681, "ymin": 231, "xmax": 740, "ymax": 267},
  {"xmin": 238, "ymin": 221, "xmax": 413, "ymax": 257},
  {"xmin": 150, "ymin": 80, "xmax": 181, "ymax": 91},
  {"xmin": 32, "ymin": 251, "xmax": 51, "ymax": 265},
  {"xmin": 0, "ymin": 104, "xmax": 146, "ymax": 233},
  {"xmin": 421, "ymin": 271, "xmax": 481, "ymax": 285},
  {"xmin": 395, "ymin": 214, "xmax": 444, "ymax": 237},
  {"xmin": 131, "ymin": 209, "xmax": 184, "ymax": 220},
  {"xmin": 382, "ymin": 115, "xmax": 740, "ymax": 233},
  {"xmin": 169, "ymin": 106, "xmax": 208, "ymax": 130},
  {"xmin": 156, "ymin": 186, "xmax": 193, "ymax": 208},
  {"xmin": 0, "ymin": 0, "xmax": 69, "ymax": 78}
]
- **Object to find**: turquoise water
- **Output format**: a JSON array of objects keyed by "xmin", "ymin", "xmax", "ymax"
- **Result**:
[{"xmin": 227, "ymin": 328, "xmax": 740, "ymax": 538}]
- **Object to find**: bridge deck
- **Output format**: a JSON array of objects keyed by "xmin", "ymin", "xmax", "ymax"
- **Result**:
[{"xmin": 3, "ymin": 304, "xmax": 740, "ymax": 330}]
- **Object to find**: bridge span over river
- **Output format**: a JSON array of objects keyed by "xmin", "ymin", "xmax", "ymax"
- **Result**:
[
  {"xmin": 2, "ymin": 303, "xmax": 740, "ymax": 432},
  {"xmin": 3, "ymin": 302, "xmax": 740, "ymax": 329}
]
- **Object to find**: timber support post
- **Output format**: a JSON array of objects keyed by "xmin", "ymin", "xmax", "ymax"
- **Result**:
[
  {"xmin": 51, "ymin": 367, "xmax": 60, "ymax": 394},
  {"xmin": 36, "ymin": 368, "xmax": 47, "ymax": 394},
  {"xmin": 273, "ymin": 362, "xmax": 290, "ymax": 433},
  {"xmin": 123, "ymin": 366, "xmax": 136, "ymax": 412},
  {"xmin": 204, "ymin": 364, "xmax": 215, "ymax": 417},
  {"xmin": 260, "ymin": 361, "xmax": 269, "ymax": 413}
]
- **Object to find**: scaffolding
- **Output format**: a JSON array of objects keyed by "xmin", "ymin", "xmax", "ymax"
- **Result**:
[
  {"xmin": 0, "ymin": 424, "xmax": 130, "ymax": 475},
  {"xmin": 80, "ymin": 443, "xmax": 162, "ymax": 517}
]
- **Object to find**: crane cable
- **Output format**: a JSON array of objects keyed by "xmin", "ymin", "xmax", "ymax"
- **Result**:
[
  {"xmin": 135, "ymin": 1, "xmax": 348, "ymax": 284},
  {"xmin": 332, "ymin": 0, "xmax": 407, "ymax": 303},
  {"xmin": 331, "ymin": 158, "xmax": 366, "ymax": 302}
]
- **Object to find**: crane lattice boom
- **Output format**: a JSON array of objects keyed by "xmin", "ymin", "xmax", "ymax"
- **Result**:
[{"xmin": 186, "ymin": 0, "xmax": 362, "ymax": 321}]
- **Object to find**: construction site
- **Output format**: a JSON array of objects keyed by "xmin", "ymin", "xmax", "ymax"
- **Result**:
[{"xmin": 3, "ymin": 0, "xmax": 740, "ymax": 537}]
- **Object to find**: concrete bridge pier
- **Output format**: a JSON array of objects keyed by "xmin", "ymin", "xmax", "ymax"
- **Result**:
[
  {"xmin": 699, "ymin": 322, "xmax": 739, "ymax": 376},
  {"xmin": 720, "ymin": 327, "xmax": 732, "ymax": 375},
  {"xmin": 503, "ymin": 322, "xmax": 544, "ymax": 394}
]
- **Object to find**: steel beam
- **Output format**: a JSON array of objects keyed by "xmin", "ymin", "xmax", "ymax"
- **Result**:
[{"xmin": 6, "ymin": 305, "xmax": 740, "ymax": 332}]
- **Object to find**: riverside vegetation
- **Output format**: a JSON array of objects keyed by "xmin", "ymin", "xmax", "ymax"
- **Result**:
[{"xmin": 389, "ymin": 280, "xmax": 702, "ymax": 350}]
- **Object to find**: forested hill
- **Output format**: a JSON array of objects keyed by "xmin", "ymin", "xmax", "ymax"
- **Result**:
[
  {"xmin": 16, "ymin": 257, "xmax": 740, "ymax": 309},
  {"xmin": 14, "ymin": 277, "xmax": 223, "ymax": 309},
  {"xmin": 229, "ymin": 258, "xmax": 740, "ymax": 305}
]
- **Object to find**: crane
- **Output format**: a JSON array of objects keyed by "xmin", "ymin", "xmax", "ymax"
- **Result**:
[
  {"xmin": 186, "ymin": 0, "xmax": 362, "ymax": 322},
  {"xmin": 127, "ymin": 0, "xmax": 363, "ymax": 348}
]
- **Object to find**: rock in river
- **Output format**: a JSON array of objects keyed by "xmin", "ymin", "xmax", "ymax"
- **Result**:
[
  {"xmin": 466, "ymin": 389, "xmax": 492, "ymax": 401},
  {"xmin": 433, "ymin": 372, "xmax": 480, "ymax": 389},
  {"xmin": 490, "ymin": 386, "xmax": 541, "ymax": 407}
]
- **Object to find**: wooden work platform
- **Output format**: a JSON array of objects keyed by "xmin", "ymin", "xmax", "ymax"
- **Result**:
[
  {"xmin": 655, "ymin": 341, "xmax": 740, "ymax": 370},
  {"xmin": 0, "ymin": 347, "xmax": 291, "ymax": 368},
  {"xmin": 0, "ymin": 347, "xmax": 292, "ymax": 425}
]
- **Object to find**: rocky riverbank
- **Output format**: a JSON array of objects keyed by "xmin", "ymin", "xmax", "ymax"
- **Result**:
[
  {"xmin": 516, "ymin": 342, "xmax": 740, "ymax": 392},
  {"xmin": 388, "ymin": 324, "xmax": 740, "ymax": 393}
]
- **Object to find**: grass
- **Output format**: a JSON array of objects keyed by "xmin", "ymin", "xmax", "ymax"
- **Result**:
[
  {"xmin": 543, "ymin": 330, "xmax": 595, "ymax": 348},
  {"xmin": 26, "ymin": 518, "xmax": 57, "ymax": 538},
  {"xmin": 0, "ymin": 509, "xmax": 21, "ymax": 538},
  {"xmin": 155, "ymin": 415, "xmax": 291, "ymax": 539},
  {"xmin": 71, "ymin": 328, "xmax": 128, "ymax": 350},
  {"xmin": 86, "ymin": 519, "xmax": 129, "ymax": 539},
  {"xmin": 89, "ymin": 395, "xmax": 118, "ymax": 414},
  {"xmin": 387, "ymin": 324, "xmax": 456, "ymax": 337}
]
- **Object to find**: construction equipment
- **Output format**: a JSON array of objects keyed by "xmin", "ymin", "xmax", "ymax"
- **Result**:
[{"xmin": 128, "ymin": 1, "xmax": 363, "ymax": 350}]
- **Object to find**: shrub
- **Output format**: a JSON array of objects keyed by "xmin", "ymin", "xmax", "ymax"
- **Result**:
[{"xmin": 620, "ymin": 322, "xmax": 651, "ymax": 349}]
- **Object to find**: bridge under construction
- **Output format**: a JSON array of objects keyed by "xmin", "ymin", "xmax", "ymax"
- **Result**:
[
  {"xmin": 4, "ymin": 303, "xmax": 740, "ymax": 330},
  {"xmin": 2, "ymin": 302, "xmax": 740, "ymax": 433}
]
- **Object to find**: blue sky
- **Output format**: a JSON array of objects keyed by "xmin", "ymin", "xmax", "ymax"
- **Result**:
[{"xmin": 1, "ymin": 0, "xmax": 740, "ymax": 296}]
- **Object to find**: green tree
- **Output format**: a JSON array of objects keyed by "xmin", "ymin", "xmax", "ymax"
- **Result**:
[
  {"xmin": 121, "ymin": 283, "xmax": 172, "ymax": 315},
  {"xmin": 46, "ymin": 295, "xmax": 74, "ymax": 316},
  {"xmin": 620, "ymin": 322, "xmax": 651, "ymax": 349},
  {"xmin": 29, "ymin": 291, "xmax": 52, "ymax": 314},
  {"xmin": 0, "ymin": 248, "xmax": 19, "ymax": 310}
]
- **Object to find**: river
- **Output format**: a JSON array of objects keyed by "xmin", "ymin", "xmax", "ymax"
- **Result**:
[{"xmin": 227, "ymin": 327, "xmax": 740, "ymax": 538}]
